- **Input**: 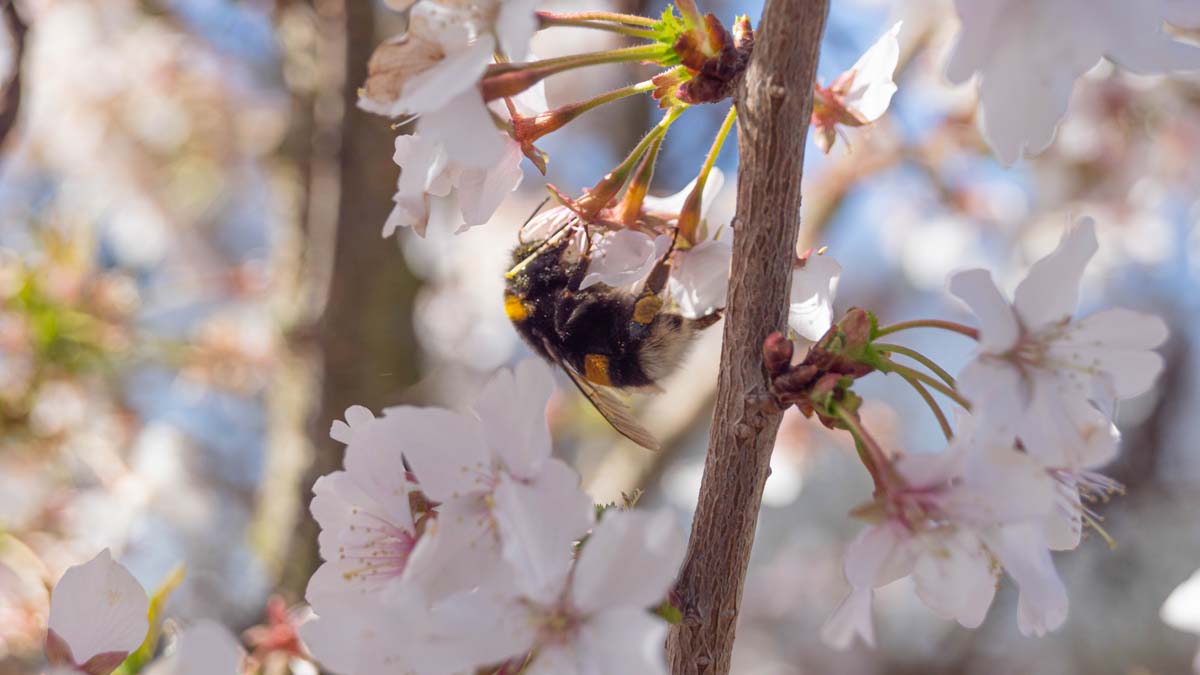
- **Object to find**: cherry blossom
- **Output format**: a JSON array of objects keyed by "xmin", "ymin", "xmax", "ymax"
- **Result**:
[
  {"xmin": 1162, "ymin": 569, "xmax": 1200, "ymax": 672},
  {"xmin": 580, "ymin": 230, "xmax": 673, "ymax": 291},
  {"xmin": 822, "ymin": 425, "xmax": 1067, "ymax": 648},
  {"xmin": 811, "ymin": 22, "xmax": 901, "ymax": 153},
  {"xmin": 429, "ymin": 509, "xmax": 687, "ymax": 675},
  {"xmin": 948, "ymin": 219, "xmax": 1168, "ymax": 515},
  {"xmin": 396, "ymin": 358, "xmax": 594, "ymax": 603},
  {"xmin": 788, "ymin": 252, "xmax": 841, "ymax": 342},
  {"xmin": 945, "ymin": 0, "xmax": 1200, "ymax": 164},
  {"xmin": 305, "ymin": 407, "xmax": 421, "ymax": 609},
  {"xmin": 45, "ymin": 550, "xmax": 149, "ymax": 675},
  {"xmin": 384, "ymin": 134, "xmax": 524, "ymax": 238}
]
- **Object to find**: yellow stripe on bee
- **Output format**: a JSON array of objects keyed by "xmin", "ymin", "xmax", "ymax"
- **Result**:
[
  {"xmin": 584, "ymin": 354, "xmax": 612, "ymax": 386},
  {"xmin": 632, "ymin": 295, "xmax": 662, "ymax": 325},
  {"xmin": 504, "ymin": 294, "xmax": 530, "ymax": 322}
]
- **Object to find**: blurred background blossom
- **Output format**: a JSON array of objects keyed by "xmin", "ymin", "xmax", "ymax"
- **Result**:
[{"xmin": 0, "ymin": 0, "xmax": 1199, "ymax": 673}]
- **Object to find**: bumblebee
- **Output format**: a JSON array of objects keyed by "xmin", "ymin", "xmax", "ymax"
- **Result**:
[{"xmin": 504, "ymin": 232, "xmax": 721, "ymax": 449}]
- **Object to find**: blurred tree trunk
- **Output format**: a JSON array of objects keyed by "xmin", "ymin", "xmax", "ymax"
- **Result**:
[{"xmin": 257, "ymin": 0, "xmax": 420, "ymax": 600}]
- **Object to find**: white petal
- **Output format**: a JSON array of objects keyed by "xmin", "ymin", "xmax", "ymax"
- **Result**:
[
  {"xmin": 842, "ymin": 521, "xmax": 912, "ymax": 590},
  {"xmin": 455, "ymin": 141, "xmax": 524, "ymax": 229},
  {"xmin": 495, "ymin": 0, "xmax": 539, "ymax": 61},
  {"xmin": 1044, "ymin": 486, "xmax": 1083, "ymax": 552},
  {"xmin": 330, "ymin": 405, "xmax": 375, "ymax": 444},
  {"xmin": 1013, "ymin": 218, "xmax": 1097, "ymax": 330},
  {"xmin": 400, "ymin": 29, "xmax": 493, "ymax": 115},
  {"xmin": 947, "ymin": 268, "xmax": 1019, "ymax": 352},
  {"xmin": 48, "ymin": 549, "xmax": 149, "ymax": 666},
  {"xmin": 912, "ymin": 531, "xmax": 997, "ymax": 628},
  {"xmin": 788, "ymin": 255, "xmax": 841, "ymax": 342},
  {"xmin": 844, "ymin": 22, "xmax": 901, "ymax": 122},
  {"xmin": 472, "ymin": 358, "xmax": 555, "ymax": 478},
  {"xmin": 393, "ymin": 134, "xmax": 451, "ymax": 198},
  {"xmin": 571, "ymin": 509, "xmax": 686, "ymax": 615},
  {"xmin": 1053, "ymin": 308, "xmax": 1169, "ymax": 399},
  {"xmin": 419, "ymin": 88, "xmax": 506, "ymax": 168},
  {"xmin": 493, "ymin": 460, "xmax": 593, "ymax": 603},
  {"xmin": 819, "ymin": 589, "xmax": 875, "ymax": 649},
  {"xmin": 580, "ymin": 231, "xmax": 671, "ymax": 291},
  {"xmin": 342, "ymin": 416, "xmax": 415, "ymax": 533},
  {"xmin": 666, "ymin": 240, "xmax": 731, "ymax": 319},
  {"xmin": 642, "ymin": 168, "xmax": 725, "ymax": 221},
  {"xmin": 982, "ymin": 523, "xmax": 1068, "ymax": 637},
  {"xmin": 172, "ymin": 621, "xmax": 245, "ymax": 675},
  {"xmin": 401, "ymin": 496, "xmax": 505, "ymax": 602},
  {"xmin": 956, "ymin": 358, "xmax": 1026, "ymax": 441},
  {"xmin": 575, "ymin": 608, "xmax": 669, "ymax": 675},
  {"xmin": 1163, "ymin": 569, "xmax": 1200, "ymax": 635},
  {"xmin": 378, "ymin": 406, "xmax": 490, "ymax": 502}
]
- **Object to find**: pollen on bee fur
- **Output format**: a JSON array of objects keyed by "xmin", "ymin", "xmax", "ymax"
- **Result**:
[
  {"xmin": 632, "ymin": 295, "xmax": 662, "ymax": 325},
  {"xmin": 584, "ymin": 353, "xmax": 612, "ymax": 386},
  {"xmin": 504, "ymin": 293, "xmax": 530, "ymax": 321}
]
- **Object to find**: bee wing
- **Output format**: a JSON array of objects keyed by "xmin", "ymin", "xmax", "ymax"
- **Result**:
[{"xmin": 540, "ymin": 339, "xmax": 660, "ymax": 451}]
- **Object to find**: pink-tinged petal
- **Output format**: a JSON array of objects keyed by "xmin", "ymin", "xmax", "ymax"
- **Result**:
[
  {"xmin": 571, "ymin": 509, "xmax": 686, "ymax": 615},
  {"xmin": 393, "ymin": 135, "xmax": 450, "ymax": 199},
  {"xmin": 378, "ymin": 406, "xmax": 489, "ymax": 502},
  {"xmin": 455, "ymin": 141, "xmax": 524, "ymax": 230},
  {"xmin": 47, "ymin": 550, "xmax": 148, "ymax": 667},
  {"xmin": 947, "ymin": 269, "xmax": 1019, "ymax": 352},
  {"xmin": 788, "ymin": 255, "xmax": 841, "ymax": 342},
  {"xmin": 581, "ymin": 231, "xmax": 671, "ymax": 291},
  {"xmin": 1162, "ymin": 569, "xmax": 1200, "ymax": 635},
  {"xmin": 341, "ymin": 419, "xmax": 414, "ymax": 530},
  {"xmin": 473, "ymin": 358, "xmax": 555, "ymax": 478},
  {"xmin": 843, "ymin": 22, "xmax": 902, "ymax": 122},
  {"xmin": 842, "ymin": 521, "xmax": 912, "ymax": 590},
  {"xmin": 401, "ymin": 496, "xmax": 505, "ymax": 603},
  {"xmin": 912, "ymin": 531, "xmax": 997, "ymax": 629},
  {"xmin": 1053, "ymin": 308, "xmax": 1169, "ymax": 399},
  {"xmin": 330, "ymin": 405, "xmax": 376, "ymax": 445},
  {"xmin": 666, "ymin": 240, "xmax": 731, "ymax": 319},
  {"xmin": 171, "ymin": 621, "xmax": 245, "ymax": 675},
  {"xmin": 895, "ymin": 447, "xmax": 964, "ymax": 492},
  {"xmin": 422, "ymin": 588, "xmax": 536, "ymax": 674},
  {"xmin": 982, "ymin": 523, "xmax": 1068, "ymax": 637},
  {"xmin": 1013, "ymin": 219, "xmax": 1097, "ymax": 330},
  {"xmin": 574, "ymin": 608, "xmax": 669, "ymax": 675},
  {"xmin": 493, "ymin": 460, "xmax": 593, "ymax": 603},
  {"xmin": 819, "ymin": 588, "xmax": 875, "ymax": 649},
  {"xmin": 420, "ymin": 89, "xmax": 506, "ymax": 169},
  {"xmin": 954, "ymin": 441, "xmax": 1057, "ymax": 524},
  {"xmin": 299, "ymin": 594, "xmax": 428, "ymax": 675},
  {"xmin": 383, "ymin": 192, "xmax": 431, "ymax": 238}
]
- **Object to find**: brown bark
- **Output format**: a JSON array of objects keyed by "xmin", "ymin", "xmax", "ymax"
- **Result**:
[
  {"xmin": 0, "ymin": 0, "xmax": 26, "ymax": 149},
  {"xmin": 272, "ymin": 0, "xmax": 420, "ymax": 599},
  {"xmin": 665, "ymin": 1, "xmax": 828, "ymax": 672}
]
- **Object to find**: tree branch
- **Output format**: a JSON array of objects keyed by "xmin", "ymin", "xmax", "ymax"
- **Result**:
[
  {"xmin": 0, "ymin": 0, "xmax": 26, "ymax": 150},
  {"xmin": 665, "ymin": 1, "xmax": 828, "ymax": 672}
]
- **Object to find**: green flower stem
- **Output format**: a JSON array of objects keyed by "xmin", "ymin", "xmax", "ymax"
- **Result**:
[
  {"xmin": 609, "ymin": 105, "xmax": 686, "ymax": 184},
  {"xmin": 874, "ymin": 319, "xmax": 980, "ymax": 341},
  {"xmin": 896, "ymin": 372, "xmax": 954, "ymax": 440},
  {"xmin": 834, "ymin": 405, "xmax": 896, "ymax": 494},
  {"xmin": 678, "ymin": 105, "xmax": 737, "ymax": 243},
  {"xmin": 537, "ymin": 10, "xmax": 657, "ymax": 27},
  {"xmin": 483, "ymin": 45, "xmax": 671, "ymax": 101},
  {"xmin": 537, "ymin": 15, "xmax": 658, "ymax": 39},
  {"xmin": 883, "ymin": 362, "xmax": 972, "ymax": 410},
  {"xmin": 874, "ymin": 342, "xmax": 956, "ymax": 387}
]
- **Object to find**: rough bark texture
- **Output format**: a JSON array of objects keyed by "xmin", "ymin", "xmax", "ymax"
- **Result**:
[{"xmin": 665, "ymin": 1, "xmax": 828, "ymax": 672}]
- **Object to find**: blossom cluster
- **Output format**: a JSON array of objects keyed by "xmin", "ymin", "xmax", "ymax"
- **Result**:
[
  {"xmin": 299, "ymin": 359, "xmax": 687, "ymax": 675},
  {"xmin": 789, "ymin": 219, "xmax": 1169, "ymax": 646}
]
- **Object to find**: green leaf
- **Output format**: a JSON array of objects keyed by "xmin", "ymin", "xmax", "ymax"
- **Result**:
[
  {"xmin": 113, "ymin": 564, "xmax": 187, "ymax": 675},
  {"xmin": 652, "ymin": 599, "xmax": 683, "ymax": 624}
]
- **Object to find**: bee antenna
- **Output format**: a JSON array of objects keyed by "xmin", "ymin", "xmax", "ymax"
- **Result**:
[{"xmin": 522, "ymin": 197, "xmax": 551, "ymax": 229}]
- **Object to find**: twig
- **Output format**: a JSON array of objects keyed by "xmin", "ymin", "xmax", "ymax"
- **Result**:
[{"xmin": 664, "ymin": 1, "xmax": 829, "ymax": 672}]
